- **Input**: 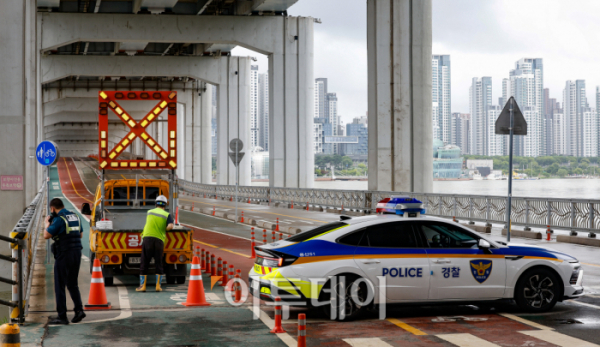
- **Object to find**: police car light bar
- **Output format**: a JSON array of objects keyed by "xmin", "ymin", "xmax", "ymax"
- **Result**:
[{"xmin": 388, "ymin": 197, "xmax": 426, "ymax": 218}]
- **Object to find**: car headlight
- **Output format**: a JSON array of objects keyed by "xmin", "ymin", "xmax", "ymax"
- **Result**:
[{"xmin": 570, "ymin": 265, "xmax": 581, "ymax": 285}]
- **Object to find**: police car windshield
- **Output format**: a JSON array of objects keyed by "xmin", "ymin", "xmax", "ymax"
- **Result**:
[
  {"xmin": 419, "ymin": 223, "xmax": 479, "ymax": 248},
  {"xmin": 286, "ymin": 222, "xmax": 347, "ymax": 242}
]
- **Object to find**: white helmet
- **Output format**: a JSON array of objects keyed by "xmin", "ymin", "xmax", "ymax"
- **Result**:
[{"xmin": 156, "ymin": 195, "xmax": 168, "ymax": 206}]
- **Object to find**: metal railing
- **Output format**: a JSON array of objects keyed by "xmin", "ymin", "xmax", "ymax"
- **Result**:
[
  {"xmin": 179, "ymin": 180, "xmax": 600, "ymax": 236},
  {"xmin": 0, "ymin": 184, "xmax": 46, "ymax": 323}
]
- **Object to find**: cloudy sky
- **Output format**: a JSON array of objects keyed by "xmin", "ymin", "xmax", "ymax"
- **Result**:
[{"xmin": 234, "ymin": 0, "xmax": 600, "ymax": 123}]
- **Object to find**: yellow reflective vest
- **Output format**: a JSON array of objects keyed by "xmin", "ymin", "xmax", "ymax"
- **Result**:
[{"xmin": 142, "ymin": 208, "xmax": 170, "ymax": 242}]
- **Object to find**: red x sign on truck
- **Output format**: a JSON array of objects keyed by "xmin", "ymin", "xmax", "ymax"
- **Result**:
[{"xmin": 98, "ymin": 91, "xmax": 177, "ymax": 170}]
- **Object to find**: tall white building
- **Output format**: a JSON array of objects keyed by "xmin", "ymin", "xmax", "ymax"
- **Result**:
[
  {"xmin": 469, "ymin": 77, "xmax": 492, "ymax": 155},
  {"xmin": 452, "ymin": 113, "xmax": 470, "ymax": 154},
  {"xmin": 505, "ymin": 58, "xmax": 543, "ymax": 157},
  {"xmin": 432, "ymin": 55, "xmax": 451, "ymax": 144},
  {"xmin": 563, "ymin": 80, "xmax": 588, "ymax": 156},
  {"xmin": 250, "ymin": 65, "xmax": 259, "ymax": 149},
  {"xmin": 486, "ymin": 105, "xmax": 506, "ymax": 156},
  {"xmin": 315, "ymin": 78, "xmax": 328, "ymax": 118},
  {"xmin": 552, "ymin": 110, "xmax": 567, "ymax": 155},
  {"xmin": 582, "ymin": 107, "xmax": 598, "ymax": 157},
  {"xmin": 596, "ymin": 87, "xmax": 600, "ymax": 156},
  {"xmin": 258, "ymin": 72, "xmax": 269, "ymax": 151}
]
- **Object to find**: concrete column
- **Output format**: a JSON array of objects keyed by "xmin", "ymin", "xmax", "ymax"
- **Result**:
[
  {"xmin": 269, "ymin": 17, "xmax": 314, "ymax": 188},
  {"xmin": 184, "ymin": 82, "xmax": 212, "ymax": 184},
  {"xmin": 367, "ymin": 0, "xmax": 433, "ymax": 193},
  {"xmin": 200, "ymin": 83, "xmax": 212, "ymax": 184},
  {"xmin": 0, "ymin": 0, "xmax": 29, "ymax": 231},
  {"xmin": 216, "ymin": 57, "xmax": 251, "ymax": 186}
]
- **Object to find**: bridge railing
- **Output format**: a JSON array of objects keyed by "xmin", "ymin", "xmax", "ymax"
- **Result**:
[
  {"xmin": 178, "ymin": 180, "xmax": 600, "ymax": 235},
  {"xmin": 0, "ymin": 183, "xmax": 46, "ymax": 323}
]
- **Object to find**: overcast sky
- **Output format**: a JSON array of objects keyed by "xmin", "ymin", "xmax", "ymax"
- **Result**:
[{"xmin": 233, "ymin": 0, "xmax": 600, "ymax": 123}]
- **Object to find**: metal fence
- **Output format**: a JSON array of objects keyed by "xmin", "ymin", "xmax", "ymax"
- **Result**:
[
  {"xmin": 179, "ymin": 180, "xmax": 600, "ymax": 235},
  {"xmin": 0, "ymin": 184, "xmax": 46, "ymax": 323}
]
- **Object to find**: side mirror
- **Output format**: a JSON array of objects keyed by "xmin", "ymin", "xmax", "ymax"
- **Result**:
[{"xmin": 478, "ymin": 239, "xmax": 491, "ymax": 251}]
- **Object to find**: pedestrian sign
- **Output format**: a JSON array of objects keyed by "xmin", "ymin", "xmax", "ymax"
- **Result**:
[
  {"xmin": 35, "ymin": 141, "xmax": 60, "ymax": 166},
  {"xmin": 98, "ymin": 91, "xmax": 178, "ymax": 170}
]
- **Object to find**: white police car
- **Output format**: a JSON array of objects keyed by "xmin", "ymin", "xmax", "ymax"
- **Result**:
[{"xmin": 249, "ymin": 198, "xmax": 584, "ymax": 319}]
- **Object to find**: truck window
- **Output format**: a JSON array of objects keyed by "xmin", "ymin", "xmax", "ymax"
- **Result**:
[
  {"xmin": 112, "ymin": 187, "xmax": 128, "ymax": 206},
  {"xmin": 145, "ymin": 187, "xmax": 159, "ymax": 204}
]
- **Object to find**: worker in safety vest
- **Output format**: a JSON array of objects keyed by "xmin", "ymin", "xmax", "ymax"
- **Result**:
[
  {"xmin": 44, "ymin": 198, "xmax": 86, "ymax": 325},
  {"xmin": 137, "ymin": 195, "xmax": 174, "ymax": 292}
]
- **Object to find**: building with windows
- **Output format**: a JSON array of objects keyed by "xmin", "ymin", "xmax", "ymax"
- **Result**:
[
  {"xmin": 486, "ymin": 105, "xmax": 505, "ymax": 156},
  {"xmin": 582, "ymin": 107, "xmax": 598, "ymax": 157},
  {"xmin": 453, "ymin": 113, "xmax": 470, "ymax": 155},
  {"xmin": 344, "ymin": 118, "xmax": 368, "ymax": 155},
  {"xmin": 250, "ymin": 65, "xmax": 259, "ymax": 149},
  {"xmin": 563, "ymin": 80, "xmax": 588, "ymax": 156},
  {"xmin": 432, "ymin": 55, "xmax": 451, "ymax": 144},
  {"xmin": 469, "ymin": 77, "xmax": 492, "ymax": 155},
  {"xmin": 552, "ymin": 109, "xmax": 566, "ymax": 155},
  {"xmin": 433, "ymin": 139, "xmax": 463, "ymax": 179},
  {"xmin": 258, "ymin": 72, "xmax": 269, "ymax": 151}
]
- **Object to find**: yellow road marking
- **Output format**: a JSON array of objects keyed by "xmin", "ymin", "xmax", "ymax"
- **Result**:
[
  {"xmin": 180, "ymin": 198, "xmax": 328, "ymax": 223},
  {"xmin": 63, "ymin": 158, "xmax": 94, "ymax": 204},
  {"xmin": 582, "ymin": 262, "xmax": 600, "ymax": 268},
  {"xmin": 192, "ymin": 239, "xmax": 250, "ymax": 258},
  {"xmin": 387, "ymin": 318, "xmax": 427, "ymax": 335}
]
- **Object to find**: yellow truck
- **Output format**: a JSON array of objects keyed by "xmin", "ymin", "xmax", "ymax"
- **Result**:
[{"xmin": 90, "ymin": 177, "xmax": 192, "ymax": 285}]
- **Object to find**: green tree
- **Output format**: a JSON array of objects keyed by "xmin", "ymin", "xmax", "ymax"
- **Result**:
[
  {"xmin": 557, "ymin": 168, "xmax": 568, "ymax": 177},
  {"xmin": 341, "ymin": 156, "xmax": 353, "ymax": 169},
  {"xmin": 574, "ymin": 168, "xmax": 583, "ymax": 175}
]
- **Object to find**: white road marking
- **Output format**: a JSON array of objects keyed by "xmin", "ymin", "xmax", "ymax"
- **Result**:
[
  {"xmin": 499, "ymin": 313, "xmax": 554, "ymax": 330},
  {"xmin": 81, "ymin": 254, "xmax": 90, "ymax": 262},
  {"xmin": 248, "ymin": 307, "xmax": 296, "ymax": 347},
  {"xmin": 567, "ymin": 299, "xmax": 600, "ymax": 310},
  {"xmin": 343, "ymin": 338, "xmax": 393, "ymax": 347},
  {"xmin": 519, "ymin": 330, "xmax": 600, "ymax": 347},
  {"xmin": 76, "ymin": 277, "xmax": 132, "ymax": 324},
  {"xmin": 436, "ymin": 333, "xmax": 501, "ymax": 347}
]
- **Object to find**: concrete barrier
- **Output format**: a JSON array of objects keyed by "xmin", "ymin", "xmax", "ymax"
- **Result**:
[
  {"xmin": 286, "ymin": 227, "xmax": 302, "ymax": 235},
  {"xmin": 202, "ymin": 208, "xmax": 213, "ymax": 215},
  {"xmin": 227, "ymin": 214, "xmax": 241, "ymax": 222},
  {"xmin": 309, "ymin": 206, "xmax": 324, "ymax": 212},
  {"xmin": 214, "ymin": 211, "xmax": 228, "ymax": 219},
  {"xmin": 501, "ymin": 228, "xmax": 542, "ymax": 239},
  {"xmin": 461, "ymin": 223, "xmax": 491, "ymax": 234},
  {"xmin": 257, "ymin": 221, "xmax": 276, "ymax": 230},
  {"xmin": 556, "ymin": 235, "xmax": 600, "ymax": 247},
  {"xmin": 245, "ymin": 218, "xmax": 257, "ymax": 226},
  {"xmin": 181, "ymin": 205, "xmax": 191, "ymax": 211},
  {"xmin": 326, "ymin": 208, "xmax": 340, "ymax": 214}
]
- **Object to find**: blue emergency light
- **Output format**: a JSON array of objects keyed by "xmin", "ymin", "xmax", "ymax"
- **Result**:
[{"xmin": 387, "ymin": 197, "xmax": 426, "ymax": 217}]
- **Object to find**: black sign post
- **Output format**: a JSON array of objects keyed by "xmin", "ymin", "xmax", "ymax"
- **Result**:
[
  {"xmin": 495, "ymin": 97, "xmax": 527, "ymax": 242},
  {"xmin": 229, "ymin": 139, "xmax": 245, "ymax": 224}
]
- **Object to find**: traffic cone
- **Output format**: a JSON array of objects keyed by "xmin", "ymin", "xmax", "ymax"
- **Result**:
[
  {"xmin": 234, "ymin": 274, "xmax": 242, "ymax": 303},
  {"xmin": 225, "ymin": 264, "xmax": 235, "ymax": 292},
  {"xmin": 241, "ymin": 211, "xmax": 245, "ymax": 223},
  {"xmin": 250, "ymin": 228, "xmax": 256, "ymax": 259},
  {"xmin": 200, "ymin": 248, "xmax": 206, "ymax": 271},
  {"xmin": 275, "ymin": 218, "xmax": 280, "ymax": 232},
  {"xmin": 205, "ymin": 251, "xmax": 212, "ymax": 274},
  {"xmin": 182, "ymin": 256, "xmax": 211, "ymax": 307},
  {"xmin": 220, "ymin": 260, "xmax": 228, "ymax": 286},
  {"xmin": 84, "ymin": 259, "xmax": 111, "ymax": 310},
  {"xmin": 546, "ymin": 225, "xmax": 551, "ymax": 241},
  {"xmin": 298, "ymin": 313, "xmax": 307, "ymax": 347},
  {"xmin": 270, "ymin": 297, "xmax": 286, "ymax": 333}
]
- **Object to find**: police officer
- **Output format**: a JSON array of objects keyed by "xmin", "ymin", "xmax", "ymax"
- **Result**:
[
  {"xmin": 44, "ymin": 198, "xmax": 86, "ymax": 325},
  {"xmin": 137, "ymin": 195, "xmax": 174, "ymax": 292}
]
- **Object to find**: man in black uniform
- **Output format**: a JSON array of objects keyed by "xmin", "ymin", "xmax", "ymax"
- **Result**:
[{"xmin": 44, "ymin": 198, "xmax": 86, "ymax": 325}]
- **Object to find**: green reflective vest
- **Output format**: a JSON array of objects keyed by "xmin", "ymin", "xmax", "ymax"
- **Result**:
[{"xmin": 142, "ymin": 208, "xmax": 170, "ymax": 242}]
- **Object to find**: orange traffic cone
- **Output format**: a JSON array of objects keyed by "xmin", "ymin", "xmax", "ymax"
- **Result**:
[
  {"xmin": 182, "ymin": 256, "xmax": 211, "ymax": 307},
  {"xmin": 84, "ymin": 259, "xmax": 111, "ymax": 310}
]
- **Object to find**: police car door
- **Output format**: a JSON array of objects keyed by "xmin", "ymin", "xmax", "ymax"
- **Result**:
[
  {"xmin": 352, "ymin": 221, "xmax": 430, "ymax": 301},
  {"xmin": 416, "ymin": 222, "xmax": 506, "ymax": 300}
]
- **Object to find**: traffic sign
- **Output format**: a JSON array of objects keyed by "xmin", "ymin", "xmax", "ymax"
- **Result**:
[
  {"xmin": 35, "ymin": 141, "xmax": 60, "ymax": 166},
  {"xmin": 495, "ymin": 97, "xmax": 527, "ymax": 135},
  {"xmin": 229, "ymin": 138, "xmax": 244, "ymax": 152},
  {"xmin": 228, "ymin": 152, "xmax": 245, "ymax": 167}
]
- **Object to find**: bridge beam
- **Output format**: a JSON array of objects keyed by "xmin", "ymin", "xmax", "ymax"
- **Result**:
[{"xmin": 367, "ymin": 0, "xmax": 433, "ymax": 193}]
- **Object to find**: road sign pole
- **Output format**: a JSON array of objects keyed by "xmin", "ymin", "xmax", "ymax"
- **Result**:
[
  {"xmin": 235, "ymin": 142, "xmax": 239, "ymax": 224},
  {"xmin": 505, "ymin": 98, "xmax": 514, "ymax": 243},
  {"xmin": 46, "ymin": 166, "xmax": 51, "ymax": 264}
]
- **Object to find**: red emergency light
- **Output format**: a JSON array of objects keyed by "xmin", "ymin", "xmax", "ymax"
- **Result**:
[{"xmin": 98, "ymin": 91, "xmax": 177, "ymax": 170}]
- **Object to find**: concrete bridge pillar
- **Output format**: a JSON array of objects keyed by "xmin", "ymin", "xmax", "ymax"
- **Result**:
[
  {"xmin": 183, "ymin": 82, "xmax": 212, "ymax": 184},
  {"xmin": 367, "ymin": 0, "xmax": 433, "ymax": 193}
]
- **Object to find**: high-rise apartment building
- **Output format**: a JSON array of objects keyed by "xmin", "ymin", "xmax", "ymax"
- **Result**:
[
  {"xmin": 250, "ymin": 65, "xmax": 259, "ymax": 149},
  {"xmin": 258, "ymin": 72, "xmax": 269, "ymax": 151},
  {"xmin": 469, "ymin": 77, "xmax": 492, "ymax": 155},
  {"xmin": 582, "ymin": 107, "xmax": 598, "ymax": 157},
  {"xmin": 345, "ymin": 117, "xmax": 368, "ymax": 155},
  {"xmin": 552, "ymin": 109, "xmax": 566, "ymax": 155},
  {"xmin": 452, "ymin": 113, "xmax": 470, "ymax": 155},
  {"xmin": 432, "ymin": 55, "xmax": 451, "ymax": 144},
  {"xmin": 597, "ymin": 87, "xmax": 600, "ymax": 157},
  {"xmin": 486, "ymin": 105, "xmax": 506, "ymax": 156},
  {"xmin": 563, "ymin": 80, "xmax": 588, "ymax": 156},
  {"xmin": 505, "ymin": 58, "xmax": 543, "ymax": 157},
  {"xmin": 315, "ymin": 78, "xmax": 328, "ymax": 118}
]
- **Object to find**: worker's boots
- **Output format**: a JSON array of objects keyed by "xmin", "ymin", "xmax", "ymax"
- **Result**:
[
  {"xmin": 156, "ymin": 275, "xmax": 163, "ymax": 292},
  {"xmin": 136, "ymin": 275, "xmax": 147, "ymax": 292}
]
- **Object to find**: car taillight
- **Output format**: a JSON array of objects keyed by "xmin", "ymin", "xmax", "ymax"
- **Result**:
[
  {"xmin": 169, "ymin": 255, "xmax": 177, "ymax": 262},
  {"xmin": 178, "ymin": 255, "xmax": 187, "ymax": 263},
  {"xmin": 111, "ymin": 255, "xmax": 119, "ymax": 263},
  {"xmin": 101, "ymin": 255, "xmax": 110, "ymax": 263}
]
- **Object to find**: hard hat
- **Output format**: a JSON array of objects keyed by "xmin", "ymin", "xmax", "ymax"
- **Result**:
[{"xmin": 156, "ymin": 195, "xmax": 168, "ymax": 206}]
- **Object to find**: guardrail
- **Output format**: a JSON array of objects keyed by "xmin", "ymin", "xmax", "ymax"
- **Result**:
[
  {"xmin": 0, "ymin": 184, "xmax": 46, "ymax": 323},
  {"xmin": 179, "ymin": 180, "xmax": 600, "ymax": 236}
]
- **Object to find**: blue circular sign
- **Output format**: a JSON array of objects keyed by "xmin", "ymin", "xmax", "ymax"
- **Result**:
[{"xmin": 36, "ymin": 141, "xmax": 60, "ymax": 166}]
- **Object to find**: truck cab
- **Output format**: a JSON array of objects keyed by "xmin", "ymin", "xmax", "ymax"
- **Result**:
[{"xmin": 90, "ymin": 178, "xmax": 192, "ymax": 285}]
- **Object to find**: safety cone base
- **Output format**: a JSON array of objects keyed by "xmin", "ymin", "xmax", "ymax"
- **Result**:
[
  {"xmin": 181, "ymin": 301, "xmax": 211, "ymax": 307},
  {"xmin": 84, "ymin": 302, "xmax": 112, "ymax": 310},
  {"xmin": 270, "ymin": 327, "xmax": 286, "ymax": 334}
]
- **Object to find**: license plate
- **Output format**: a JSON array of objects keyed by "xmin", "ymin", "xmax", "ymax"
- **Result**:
[{"xmin": 129, "ymin": 257, "xmax": 154, "ymax": 264}]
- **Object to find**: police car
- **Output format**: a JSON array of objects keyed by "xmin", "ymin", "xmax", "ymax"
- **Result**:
[{"xmin": 249, "ymin": 198, "xmax": 584, "ymax": 319}]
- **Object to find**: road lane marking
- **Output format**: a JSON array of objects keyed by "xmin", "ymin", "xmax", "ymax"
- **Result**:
[
  {"xmin": 582, "ymin": 262, "xmax": 600, "ymax": 268},
  {"xmin": 249, "ymin": 307, "xmax": 296, "ymax": 347},
  {"xmin": 519, "ymin": 330, "xmax": 600, "ymax": 347},
  {"xmin": 499, "ymin": 313, "xmax": 553, "ymax": 330},
  {"xmin": 436, "ymin": 333, "xmax": 501, "ymax": 347},
  {"xmin": 343, "ymin": 338, "xmax": 393, "ymax": 347},
  {"xmin": 190, "ymin": 238, "xmax": 250, "ymax": 258},
  {"xmin": 62, "ymin": 158, "xmax": 94, "ymax": 204},
  {"xmin": 567, "ymin": 299, "xmax": 600, "ymax": 310},
  {"xmin": 180, "ymin": 198, "xmax": 328, "ymax": 223},
  {"xmin": 77, "ymin": 277, "xmax": 132, "ymax": 324},
  {"xmin": 387, "ymin": 318, "xmax": 427, "ymax": 335}
]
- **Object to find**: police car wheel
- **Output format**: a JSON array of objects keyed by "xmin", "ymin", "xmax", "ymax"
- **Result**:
[
  {"xmin": 320, "ymin": 275, "xmax": 370, "ymax": 321},
  {"xmin": 515, "ymin": 268, "xmax": 560, "ymax": 313}
]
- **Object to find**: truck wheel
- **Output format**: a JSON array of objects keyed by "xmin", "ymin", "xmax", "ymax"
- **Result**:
[
  {"xmin": 177, "ymin": 276, "xmax": 186, "ymax": 284},
  {"xmin": 105, "ymin": 277, "xmax": 114, "ymax": 286},
  {"xmin": 166, "ymin": 276, "xmax": 176, "ymax": 285}
]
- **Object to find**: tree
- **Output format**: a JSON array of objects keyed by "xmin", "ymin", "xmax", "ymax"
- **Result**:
[
  {"xmin": 574, "ymin": 168, "xmax": 584, "ymax": 175},
  {"xmin": 557, "ymin": 168, "xmax": 568, "ymax": 177},
  {"xmin": 341, "ymin": 156, "xmax": 353, "ymax": 169}
]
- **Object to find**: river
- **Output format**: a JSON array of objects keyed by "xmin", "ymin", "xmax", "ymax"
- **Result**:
[{"xmin": 252, "ymin": 178, "xmax": 600, "ymax": 199}]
